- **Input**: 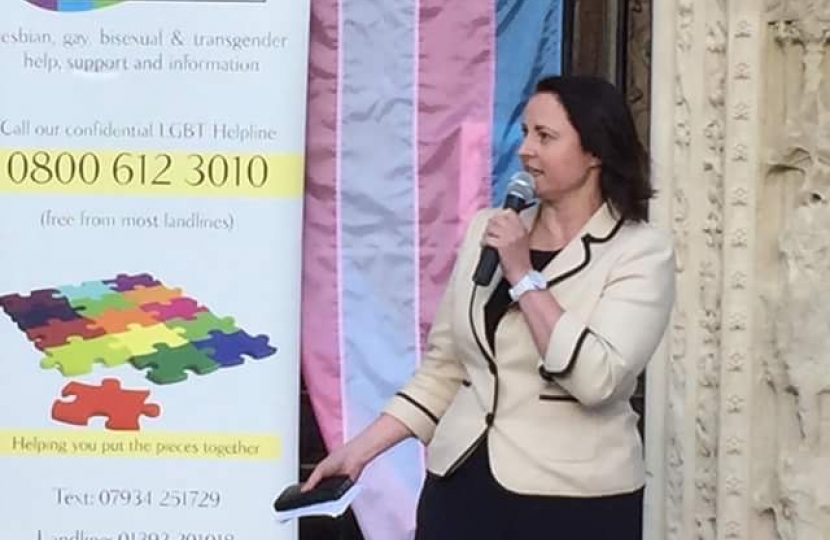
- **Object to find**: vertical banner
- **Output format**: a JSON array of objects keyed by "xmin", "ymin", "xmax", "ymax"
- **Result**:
[{"xmin": 0, "ymin": 1, "xmax": 309, "ymax": 540}]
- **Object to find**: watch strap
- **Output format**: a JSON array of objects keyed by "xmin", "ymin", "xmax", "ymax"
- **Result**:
[{"xmin": 508, "ymin": 270, "xmax": 546, "ymax": 301}]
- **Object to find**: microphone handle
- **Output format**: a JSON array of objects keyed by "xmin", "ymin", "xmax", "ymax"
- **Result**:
[
  {"xmin": 472, "ymin": 246, "xmax": 499, "ymax": 286},
  {"xmin": 471, "ymin": 193, "xmax": 527, "ymax": 286}
]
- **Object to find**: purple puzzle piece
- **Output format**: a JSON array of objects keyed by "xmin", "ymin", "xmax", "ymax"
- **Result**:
[
  {"xmin": 27, "ymin": 0, "xmax": 58, "ymax": 9},
  {"xmin": 192, "ymin": 330, "xmax": 276, "ymax": 367},
  {"xmin": 103, "ymin": 273, "xmax": 161, "ymax": 292},
  {"xmin": 140, "ymin": 297, "xmax": 207, "ymax": 322},
  {"xmin": 12, "ymin": 302, "xmax": 83, "ymax": 330},
  {"xmin": 0, "ymin": 289, "xmax": 65, "ymax": 316}
]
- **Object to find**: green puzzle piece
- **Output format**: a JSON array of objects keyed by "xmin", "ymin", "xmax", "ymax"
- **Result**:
[
  {"xmin": 131, "ymin": 343, "xmax": 220, "ymax": 384},
  {"xmin": 112, "ymin": 323, "xmax": 188, "ymax": 356},
  {"xmin": 41, "ymin": 335, "xmax": 133, "ymax": 376},
  {"xmin": 70, "ymin": 293, "xmax": 134, "ymax": 316},
  {"xmin": 165, "ymin": 312, "xmax": 237, "ymax": 340}
]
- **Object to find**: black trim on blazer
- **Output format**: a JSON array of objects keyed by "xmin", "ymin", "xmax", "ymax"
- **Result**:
[
  {"xmin": 469, "ymin": 283, "xmax": 496, "ymax": 362},
  {"xmin": 539, "ymin": 327, "xmax": 590, "ymax": 380},
  {"xmin": 539, "ymin": 394, "xmax": 578, "ymax": 402},
  {"xmin": 506, "ymin": 215, "xmax": 626, "ymax": 311},
  {"xmin": 395, "ymin": 392, "xmax": 439, "ymax": 424},
  {"xmin": 468, "ymin": 284, "xmax": 499, "ymax": 417},
  {"xmin": 547, "ymin": 216, "xmax": 625, "ymax": 289},
  {"xmin": 444, "ymin": 431, "xmax": 487, "ymax": 477},
  {"xmin": 443, "ymin": 284, "xmax": 499, "ymax": 477}
]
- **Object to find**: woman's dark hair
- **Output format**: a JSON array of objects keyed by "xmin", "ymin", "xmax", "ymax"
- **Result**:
[{"xmin": 534, "ymin": 75, "xmax": 653, "ymax": 222}]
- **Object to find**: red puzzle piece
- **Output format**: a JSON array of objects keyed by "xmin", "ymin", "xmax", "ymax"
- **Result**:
[
  {"xmin": 51, "ymin": 378, "xmax": 161, "ymax": 431},
  {"xmin": 25, "ymin": 317, "xmax": 106, "ymax": 350}
]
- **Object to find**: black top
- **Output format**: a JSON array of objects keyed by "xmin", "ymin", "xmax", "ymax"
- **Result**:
[{"xmin": 483, "ymin": 249, "xmax": 558, "ymax": 352}]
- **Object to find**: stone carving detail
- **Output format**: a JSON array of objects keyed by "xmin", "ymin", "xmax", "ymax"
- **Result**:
[
  {"xmin": 724, "ymin": 521, "xmax": 741, "ymax": 539},
  {"xmin": 667, "ymin": 308, "xmax": 688, "ymax": 540},
  {"xmin": 647, "ymin": 2, "xmax": 830, "ymax": 539},
  {"xmin": 724, "ymin": 475, "xmax": 743, "ymax": 495},
  {"xmin": 734, "ymin": 62, "xmax": 752, "ymax": 79},
  {"xmin": 732, "ymin": 144, "xmax": 749, "ymax": 162},
  {"xmin": 729, "ymin": 271, "xmax": 747, "ymax": 289},
  {"xmin": 767, "ymin": 0, "xmax": 830, "ymax": 21},
  {"xmin": 754, "ymin": 4, "xmax": 830, "ymax": 540},
  {"xmin": 735, "ymin": 20, "xmax": 753, "ymax": 39},
  {"xmin": 731, "ymin": 187, "xmax": 749, "ymax": 206},
  {"xmin": 733, "ymin": 102, "xmax": 751, "ymax": 120},
  {"xmin": 667, "ymin": 8, "xmax": 695, "ymax": 533},
  {"xmin": 725, "ymin": 435, "xmax": 744, "ymax": 455},
  {"xmin": 726, "ymin": 351, "xmax": 744, "ymax": 372},
  {"xmin": 697, "ymin": 4, "xmax": 728, "ymax": 540},
  {"xmin": 730, "ymin": 229, "xmax": 748, "ymax": 248},
  {"xmin": 726, "ymin": 394, "xmax": 744, "ymax": 413}
]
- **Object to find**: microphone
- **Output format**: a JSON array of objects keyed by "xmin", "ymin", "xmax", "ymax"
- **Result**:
[{"xmin": 472, "ymin": 171, "xmax": 536, "ymax": 286}]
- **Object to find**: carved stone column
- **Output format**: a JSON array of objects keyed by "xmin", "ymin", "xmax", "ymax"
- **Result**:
[{"xmin": 646, "ymin": 1, "xmax": 829, "ymax": 539}]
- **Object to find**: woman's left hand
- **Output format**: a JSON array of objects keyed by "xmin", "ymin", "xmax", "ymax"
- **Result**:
[{"xmin": 482, "ymin": 210, "xmax": 532, "ymax": 285}]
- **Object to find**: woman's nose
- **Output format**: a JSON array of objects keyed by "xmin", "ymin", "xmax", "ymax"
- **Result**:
[{"xmin": 517, "ymin": 136, "xmax": 533, "ymax": 159}]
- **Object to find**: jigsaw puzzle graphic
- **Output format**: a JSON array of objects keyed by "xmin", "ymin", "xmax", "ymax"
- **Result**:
[
  {"xmin": 24, "ymin": 0, "xmax": 125, "ymax": 13},
  {"xmin": 1, "ymin": 273, "xmax": 278, "ymax": 431}
]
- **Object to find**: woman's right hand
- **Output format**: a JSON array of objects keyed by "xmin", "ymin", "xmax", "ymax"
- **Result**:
[
  {"xmin": 301, "ymin": 441, "xmax": 367, "ymax": 492},
  {"xmin": 299, "ymin": 413, "xmax": 414, "ymax": 492}
]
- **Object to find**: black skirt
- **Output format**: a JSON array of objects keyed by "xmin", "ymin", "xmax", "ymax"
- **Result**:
[{"xmin": 414, "ymin": 438, "xmax": 643, "ymax": 540}]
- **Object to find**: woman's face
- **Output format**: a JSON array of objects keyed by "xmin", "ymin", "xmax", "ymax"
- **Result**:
[{"xmin": 518, "ymin": 92, "xmax": 599, "ymax": 203}]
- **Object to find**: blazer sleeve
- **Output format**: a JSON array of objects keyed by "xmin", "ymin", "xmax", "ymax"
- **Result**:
[
  {"xmin": 539, "ymin": 226, "xmax": 676, "ymax": 408},
  {"xmin": 381, "ymin": 211, "xmax": 486, "ymax": 444}
]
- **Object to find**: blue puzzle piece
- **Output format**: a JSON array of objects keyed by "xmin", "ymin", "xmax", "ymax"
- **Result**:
[
  {"xmin": 57, "ymin": 281, "xmax": 116, "ymax": 301},
  {"xmin": 192, "ymin": 330, "xmax": 276, "ymax": 367}
]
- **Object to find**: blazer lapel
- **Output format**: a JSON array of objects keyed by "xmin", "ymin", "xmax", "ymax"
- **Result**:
[
  {"xmin": 522, "ymin": 203, "xmax": 622, "ymax": 287},
  {"xmin": 468, "ymin": 258, "xmax": 501, "ymax": 361},
  {"xmin": 537, "ymin": 203, "xmax": 623, "ymax": 288}
]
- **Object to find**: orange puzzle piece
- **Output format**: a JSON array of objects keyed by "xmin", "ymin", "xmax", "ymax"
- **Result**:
[
  {"xmin": 121, "ymin": 285, "xmax": 182, "ymax": 306},
  {"xmin": 90, "ymin": 307, "xmax": 158, "ymax": 333},
  {"xmin": 51, "ymin": 378, "xmax": 161, "ymax": 431}
]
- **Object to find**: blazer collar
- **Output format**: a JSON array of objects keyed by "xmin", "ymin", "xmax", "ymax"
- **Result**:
[{"xmin": 519, "ymin": 202, "xmax": 624, "ymax": 287}]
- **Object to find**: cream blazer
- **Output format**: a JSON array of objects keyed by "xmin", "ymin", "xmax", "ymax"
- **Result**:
[{"xmin": 383, "ymin": 202, "xmax": 676, "ymax": 497}]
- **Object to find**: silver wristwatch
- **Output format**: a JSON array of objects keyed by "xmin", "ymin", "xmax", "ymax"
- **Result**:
[{"xmin": 508, "ymin": 270, "xmax": 546, "ymax": 301}]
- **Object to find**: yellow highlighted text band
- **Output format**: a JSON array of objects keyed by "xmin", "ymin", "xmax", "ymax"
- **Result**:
[
  {"xmin": 0, "ymin": 148, "xmax": 303, "ymax": 198},
  {"xmin": 0, "ymin": 430, "xmax": 281, "ymax": 460}
]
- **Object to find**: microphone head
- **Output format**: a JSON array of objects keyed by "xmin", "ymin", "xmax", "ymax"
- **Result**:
[{"xmin": 505, "ymin": 171, "xmax": 536, "ymax": 203}]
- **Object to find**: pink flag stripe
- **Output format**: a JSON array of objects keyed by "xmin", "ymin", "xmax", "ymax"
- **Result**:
[
  {"xmin": 417, "ymin": 2, "xmax": 494, "ymax": 347},
  {"xmin": 301, "ymin": 0, "xmax": 343, "ymax": 450}
]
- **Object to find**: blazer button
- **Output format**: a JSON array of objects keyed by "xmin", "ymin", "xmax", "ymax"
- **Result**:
[{"xmin": 485, "ymin": 413, "xmax": 494, "ymax": 426}]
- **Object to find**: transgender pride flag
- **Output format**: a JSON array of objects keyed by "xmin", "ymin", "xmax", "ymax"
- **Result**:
[{"xmin": 301, "ymin": 1, "xmax": 563, "ymax": 538}]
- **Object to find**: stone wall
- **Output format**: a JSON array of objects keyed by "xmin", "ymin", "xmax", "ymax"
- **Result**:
[{"xmin": 646, "ymin": 1, "xmax": 830, "ymax": 539}]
